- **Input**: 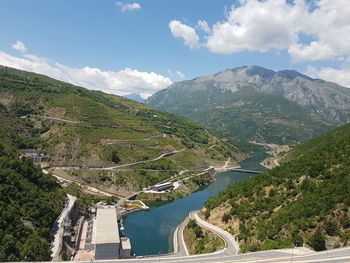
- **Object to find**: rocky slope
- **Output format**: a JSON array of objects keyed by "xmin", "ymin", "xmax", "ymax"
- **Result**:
[{"xmin": 148, "ymin": 66, "xmax": 350, "ymax": 144}]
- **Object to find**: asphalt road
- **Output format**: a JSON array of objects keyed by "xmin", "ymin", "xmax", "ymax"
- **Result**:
[
  {"xmin": 173, "ymin": 216, "xmax": 190, "ymax": 256},
  {"xmin": 27, "ymin": 246, "xmax": 349, "ymax": 263},
  {"xmin": 48, "ymin": 149, "xmax": 185, "ymax": 171},
  {"xmin": 27, "ymin": 114, "xmax": 80, "ymax": 124},
  {"xmin": 190, "ymin": 211, "xmax": 239, "ymax": 255}
]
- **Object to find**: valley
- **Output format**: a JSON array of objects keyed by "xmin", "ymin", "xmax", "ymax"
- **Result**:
[
  {"xmin": 2, "ymin": 1, "xmax": 350, "ymax": 262},
  {"xmin": 1, "ymin": 65, "xmax": 350, "ymax": 262}
]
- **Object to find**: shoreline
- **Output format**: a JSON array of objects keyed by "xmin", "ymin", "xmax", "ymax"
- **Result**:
[{"xmin": 135, "ymin": 159, "xmax": 241, "ymax": 202}]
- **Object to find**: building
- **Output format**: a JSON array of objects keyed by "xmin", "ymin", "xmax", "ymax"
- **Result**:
[
  {"xmin": 151, "ymin": 182, "xmax": 174, "ymax": 192},
  {"xmin": 94, "ymin": 207, "xmax": 120, "ymax": 260},
  {"xmin": 120, "ymin": 237, "xmax": 132, "ymax": 258}
]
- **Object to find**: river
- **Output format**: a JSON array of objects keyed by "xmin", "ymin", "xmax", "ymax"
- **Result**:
[{"xmin": 123, "ymin": 150, "xmax": 268, "ymax": 256}]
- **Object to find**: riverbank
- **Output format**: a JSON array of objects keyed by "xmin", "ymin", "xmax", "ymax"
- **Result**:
[
  {"xmin": 136, "ymin": 171, "xmax": 215, "ymax": 201},
  {"xmin": 122, "ymin": 150, "xmax": 268, "ymax": 256},
  {"xmin": 137, "ymin": 158, "xmax": 241, "ymax": 202}
]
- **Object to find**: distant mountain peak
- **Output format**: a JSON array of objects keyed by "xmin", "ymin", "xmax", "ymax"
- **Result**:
[
  {"xmin": 148, "ymin": 65, "xmax": 350, "ymax": 144},
  {"xmin": 124, "ymin": 93, "xmax": 145, "ymax": 103},
  {"xmin": 245, "ymin": 65, "xmax": 276, "ymax": 80},
  {"xmin": 226, "ymin": 66, "xmax": 314, "ymax": 82},
  {"xmin": 276, "ymin": 69, "xmax": 314, "ymax": 81}
]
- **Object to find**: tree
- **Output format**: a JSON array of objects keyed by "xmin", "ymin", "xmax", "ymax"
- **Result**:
[
  {"xmin": 111, "ymin": 151, "xmax": 120, "ymax": 163},
  {"xmin": 222, "ymin": 213, "xmax": 231, "ymax": 223},
  {"xmin": 308, "ymin": 228, "xmax": 326, "ymax": 251},
  {"xmin": 292, "ymin": 232, "xmax": 303, "ymax": 247},
  {"xmin": 21, "ymin": 233, "xmax": 51, "ymax": 261},
  {"xmin": 324, "ymin": 221, "xmax": 338, "ymax": 236},
  {"xmin": 0, "ymin": 234, "xmax": 19, "ymax": 261},
  {"xmin": 193, "ymin": 225, "xmax": 203, "ymax": 238},
  {"xmin": 188, "ymin": 219, "xmax": 196, "ymax": 229},
  {"xmin": 204, "ymin": 209, "xmax": 210, "ymax": 219}
]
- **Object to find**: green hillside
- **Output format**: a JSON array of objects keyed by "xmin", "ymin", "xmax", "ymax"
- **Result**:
[
  {"xmin": 149, "ymin": 84, "xmax": 335, "ymax": 145},
  {"xmin": 0, "ymin": 66, "xmax": 244, "ymax": 195},
  {"xmin": 204, "ymin": 123, "xmax": 350, "ymax": 252},
  {"xmin": 0, "ymin": 155, "xmax": 66, "ymax": 261}
]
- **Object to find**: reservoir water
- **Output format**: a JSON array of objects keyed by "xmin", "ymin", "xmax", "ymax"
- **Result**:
[{"xmin": 123, "ymin": 150, "xmax": 268, "ymax": 256}]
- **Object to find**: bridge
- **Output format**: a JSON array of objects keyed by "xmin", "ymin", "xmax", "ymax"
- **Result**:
[{"xmin": 230, "ymin": 168, "xmax": 263, "ymax": 174}]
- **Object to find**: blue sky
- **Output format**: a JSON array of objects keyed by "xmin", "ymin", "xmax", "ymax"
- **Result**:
[{"xmin": 0, "ymin": 0, "xmax": 349, "ymax": 97}]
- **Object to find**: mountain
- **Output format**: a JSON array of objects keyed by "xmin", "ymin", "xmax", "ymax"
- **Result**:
[
  {"xmin": 124, "ymin": 93, "xmax": 145, "ymax": 103},
  {"xmin": 203, "ymin": 123, "xmax": 350, "ymax": 252},
  {"xmin": 148, "ymin": 66, "xmax": 350, "ymax": 144},
  {"xmin": 0, "ymin": 65, "xmax": 244, "ymax": 196}
]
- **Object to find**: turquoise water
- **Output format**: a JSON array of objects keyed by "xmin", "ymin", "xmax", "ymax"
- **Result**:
[{"xmin": 123, "ymin": 150, "xmax": 267, "ymax": 256}]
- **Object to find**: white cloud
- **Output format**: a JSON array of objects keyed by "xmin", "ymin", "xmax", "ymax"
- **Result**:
[
  {"xmin": 169, "ymin": 20, "xmax": 200, "ymax": 49},
  {"xmin": 197, "ymin": 20, "xmax": 210, "ymax": 33},
  {"xmin": 116, "ymin": 2, "xmax": 141, "ymax": 12},
  {"xmin": 288, "ymin": 0, "xmax": 350, "ymax": 62},
  {"xmin": 170, "ymin": 0, "xmax": 350, "ymax": 63},
  {"xmin": 0, "ymin": 51, "xmax": 172, "ymax": 98},
  {"xmin": 176, "ymin": 70, "xmax": 186, "ymax": 79},
  {"xmin": 306, "ymin": 65, "xmax": 350, "ymax": 88},
  {"xmin": 289, "ymin": 42, "xmax": 337, "ymax": 62},
  {"xmin": 11, "ymin": 40, "xmax": 27, "ymax": 52},
  {"xmin": 206, "ymin": 0, "xmax": 303, "ymax": 54}
]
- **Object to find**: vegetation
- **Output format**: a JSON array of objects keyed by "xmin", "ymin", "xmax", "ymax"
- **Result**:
[
  {"xmin": 184, "ymin": 219, "xmax": 224, "ymax": 255},
  {"xmin": 0, "ymin": 66, "xmax": 244, "ymax": 194},
  {"xmin": 0, "ymin": 66, "xmax": 243, "ymax": 261},
  {"xmin": 0, "ymin": 156, "xmax": 65, "ymax": 261},
  {"xmin": 204, "ymin": 123, "xmax": 350, "ymax": 252},
  {"xmin": 149, "ymin": 82, "xmax": 336, "ymax": 144}
]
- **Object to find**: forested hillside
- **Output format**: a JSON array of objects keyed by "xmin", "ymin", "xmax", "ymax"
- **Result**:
[
  {"xmin": 0, "ymin": 156, "xmax": 65, "ymax": 261},
  {"xmin": 204, "ymin": 123, "xmax": 350, "ymax": 252}
]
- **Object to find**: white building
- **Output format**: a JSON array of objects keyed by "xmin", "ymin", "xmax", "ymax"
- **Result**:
[
  {"xmin": 151, "ymin": 182, "xmax": 174, "ymax": 192},
  {"xmin": 120, "ymin": 237, "xmax": 132, "ymax": 258},
  {"xmin": 94, "ymin": 207, "xmax": 120, "ymax": 259}
]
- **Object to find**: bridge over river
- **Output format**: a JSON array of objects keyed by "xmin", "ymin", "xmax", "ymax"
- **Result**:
[{"xmin": 230, "ymin": 168, "xmax": 263, "ymax": 174}]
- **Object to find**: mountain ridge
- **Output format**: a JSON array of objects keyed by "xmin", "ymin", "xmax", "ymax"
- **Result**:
[{"xmin": 148, "ymin": 65, "xmax": 350, "ymax": 144}]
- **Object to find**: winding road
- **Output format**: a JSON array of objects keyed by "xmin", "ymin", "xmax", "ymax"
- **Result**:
[
  {"xmin": 48, "ymin": 149, "xmax": 185, "ymax": 171},
  {"xmin": 103, "ymin": 134, "xmax": 167, "ymax": 146},
  {"xmin": 25, "ymin": 114, "xmax": 80, "ymax": 124},
  {"xmin": 190, "ymin": 211, "xmax": 239, "ymax": 255}
]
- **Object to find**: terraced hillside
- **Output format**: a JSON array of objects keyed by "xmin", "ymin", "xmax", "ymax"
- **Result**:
[
  {"xmin": 203, "ymin": 123, "xmax": 350, "ymax": 252},
  {"xmin": 0, "ymin": 66, "xmax": 244, "ymax": 195}
]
